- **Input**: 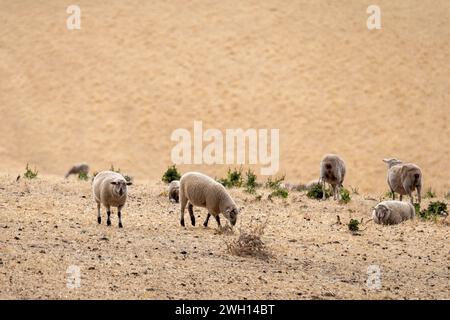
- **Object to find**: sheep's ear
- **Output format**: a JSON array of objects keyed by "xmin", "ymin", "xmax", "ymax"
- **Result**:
[
  {"xmin": 126, "ymin": 182, "xmax": 132, "ymax": 186},
  {"xmin": 110, "ymin": 181, "xmax": 117, "ymax": 185}
]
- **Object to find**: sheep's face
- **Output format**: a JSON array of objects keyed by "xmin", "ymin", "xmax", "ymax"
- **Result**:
[
  {"xmin": 374, "ymin": 205, "xmax": 390, "ymax": 221},
  {"xmin": 383, "ymin": 158, "xmax": 403, "ymax": 168},
  {"xmin": 111, "ymin": 180, "xmax": 132, "ymax": 197},
  {"xmin": 223, "ymin": 206, "xmax": 239, "ymax": 226}
]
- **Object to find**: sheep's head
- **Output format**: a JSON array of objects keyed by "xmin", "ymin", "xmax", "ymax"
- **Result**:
[
  {"xmin": 383, "ymin": 158, "xmax": 403, "ymax": 168},
  {"xmin": 110, "ymin": 179, "xmax": 132, "ymax": 196},
  {"xmin": 374, "ymin": 204, "xmax": 390, "ymax": 221},
  {"xmin": 223, "ymin": 206, "xmax": 239, "ymax": 226}
]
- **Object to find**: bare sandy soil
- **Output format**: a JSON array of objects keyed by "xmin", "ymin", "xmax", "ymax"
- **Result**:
[
  {"xmin": 0, "ymin": 0, "xmax": 449, "ymax": 193},
  {"xmin": 0, "ymin": 175, "xmax": 448, "ymax": 299}
]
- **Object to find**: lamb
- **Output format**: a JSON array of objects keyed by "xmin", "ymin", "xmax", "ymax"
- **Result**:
[
  {"xmin": 92, "ymin": 170, "xmax": 132, "ymax": 228},
  {"xmin": 65, "ymin": 163, "xmax": 89, "ymax": 178},
  {"xmin": 319, "ymin": 154, "xmax": 346, "ymax": 200},
  {"xmin": 372, "ymin": 200, "xmax": 415, "ymax": 225},
  {"xmin": 168, "ymin": 180, "xmax": 180, "ymax": 203},
  {"xmin": 179, "ymin": 172, "xmax": 239, "ymax": 228},
  {"xmin": 383, "ymin": 158, "xmax": 422, "ymax": 204}
]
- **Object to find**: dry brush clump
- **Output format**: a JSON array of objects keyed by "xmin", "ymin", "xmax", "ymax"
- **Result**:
[{"xmin": 226, "ymin": 217, "xmax": 272, "ymax": 260}]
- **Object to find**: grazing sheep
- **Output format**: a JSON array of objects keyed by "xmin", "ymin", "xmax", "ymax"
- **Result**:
[
  {"xmin": 383, "ymin": 158, "xmax": 422, "ymax": 204},
  {"xmin": 168, "ymin": 180, "xmax": 180, "ymax": 203},
  {"xmin": 372, "ymin": 200, "xmax": 415, "ymax": 225},
  {"xmin": 92, "ymin": 170, "xmax": 132, "ymax": 228},
  {"xmin": 319, "ymin": 154, "xmax": 346, "ymax": 200},
  {"xmin": 179, "ymin": 172, "xmax": 239, "ymax": 228},
  {"xmin": 65, "ymin": 163, "xmax": 89, "ymax": 178}
]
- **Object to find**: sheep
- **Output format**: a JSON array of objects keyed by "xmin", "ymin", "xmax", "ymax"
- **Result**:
[
  {"xmin": 372, "ymin": 200, "xmax": 415, "ymax": 225},
  {"xmin": 319, "ymin": 154, "xmax": 346, "ymax": 200},
  {"xmin": 383, "ymin": 158, "xmax": 422, "ymax": 204},
  {"xmin": 65, "ymin": 163, "xmax": 89, "ymax": 178},
  {"xmin": 168, "ymin": 180, "xmax": 180, "ymax": 203},
  {"xmin": 92, "ymin": 170, "xmax": 132, "ymax": 228},
  {"xmin": 179, "ymin": 172, "xmax": 239, "ymax": 228}
]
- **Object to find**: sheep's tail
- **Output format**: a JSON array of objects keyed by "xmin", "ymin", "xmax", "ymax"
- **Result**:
[{"xmin": 413, "ymin": 173, "xmax": 421, "ymax": 187}]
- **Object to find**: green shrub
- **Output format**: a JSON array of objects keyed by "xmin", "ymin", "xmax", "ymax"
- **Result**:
[
  {"xmin": 306, "ymin": 183, "xmax": 331, "ymax": 200},
  {"xmin": 419, "ymin": 201, "xmax": 448, "ymax": 220},
  {"xmin": 244, "ymin": 169, "xmax": 259, "ymax": 194},
  {"xmin": 339, "ymin": 188, "xmax": 351, "ymax": 204},
  {"xmin": 24, "ymin": 164, "xmax": 38, "ymax": 179},
  {"xmin": 348, "ymin": 219, "xmax": 360, "ymax": 232},
  {"xmin": 78, "ymin": 172, "xmax": 89, "ymax": 181},
  {"xmin": 270, "ymin": 188, "xmax": 288, "ymax": 199},
  {"xmin": 265, "ymin": 175, "xmax": 285, "ymax": 189},
  {"xmin": 384, "ymin": 191, "xmax": 394, "ymax": 199},
  {"xmin": 162, "ymin": 165, "xmax": 181, "ymax": 183},
  {"xmin": 425, "ymin": 188, "xmax": 436, "ymax": 198},
  {"xmin": 217, "ymin": 167, "xmax": 243, "ymax": 188}
]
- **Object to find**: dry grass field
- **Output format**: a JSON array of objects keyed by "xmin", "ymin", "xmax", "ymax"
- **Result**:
[
  {"xmin": 0, "ymin": 1, "xmax": 449, "ymax": 300},
  {"xmin": 0, "ymin": 175, "xmax": 448, "ymax": 299}
]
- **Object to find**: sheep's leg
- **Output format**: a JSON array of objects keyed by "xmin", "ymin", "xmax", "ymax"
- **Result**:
[
  {"xmin": 215, "ymin": 215, "xmax": 221, "ymax": 227},
  {"xmin": 188, "ymin": 203, "xmax": 195, "ymax": 226},
  {"xmin": 416, "ymin": 185, "xmax": 421, "ymax": 204},
  {"xmin": 106, "ymin": 206, "xmax": 111, "ymax": 226},
  {"xmin": 97, "ymin": 203, "xmax": 101, "ymax": 224},
  {"xmin": 118, "ymin": 206, "xmax": 123, "ymax": 228},
  {"xmin": 334, "ymin": 185, "xmax": 338, "ymax": 200},
  {"xmin": 203, "ymin": 213, "xmax": 211, "ymax": 227},
  {"xmin": 180, "ymin": 198, "xmax": 187, "ymax": 227},
  {"xmin": 322, "ymin": 181, "xmax": 327, "ymax": 200},
  {"xmin": 391, "ymin": 191, "xmax": 395, "ymax": 200},
  {"xmin": 399, "ymin": 194, "xmax": 403, "ymax": 201}
]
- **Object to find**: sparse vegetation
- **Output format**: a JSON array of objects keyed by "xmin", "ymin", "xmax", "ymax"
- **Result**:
[
  {"xmin": 348, "ymin": 219, "xmax": 360, "ymax": 232},
  {"xmin": 350, "ymin": 186, "xmax": 359, "ymax": 195},
  {"xmin": 269, "ymin": 188, "xmax": 289, "ymax": 199},
  {"xmin": 419, "ymin": 201, "xmax": 448, "ymax": 220},
  {"xmin": 226, "ymin": 218, "xmax": 271, "ymax": 260},
  {"xmin": 339, "ymin": 188, "xmax": 351, "ymax": 204},
  {"xmin": 217, "ymin": 167, "xmax": 243, "ymax": 188},
  {"xmin": 243, "ymin": 169, "xmax": 259, "ymax": 194},
  {"xmin": 425, "ymin": 188, "xmax": 436, "ymax": 198},
  {"xmin": 307, "ymin": 183, "xmax": 331, "ymax": 200},
  {"xmin": 265, "ymin": 175, "xmax": 285, "ymax": 189},
  {"xmin": 110, "ymin": 164, "xmax": 134, "ymax": 183},
  {"xmin": 162, "ymin": 165, "xmax": 181, "ymax": 183},
  {"xmin": 23, "ymin": 164, "xmax": 38, "ymax": 179},
  {"xmin": 78, "ymin": 172, "xmax": 89, "ymax": 181},
  {"xmin": 384, "ymin": 191, "xmax": 394, "ymax": 199}
]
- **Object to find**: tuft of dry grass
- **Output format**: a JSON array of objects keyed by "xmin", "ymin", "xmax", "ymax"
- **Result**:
[{"xmin": 226, "ymin": 217, "xmax": 272, "ymax": 260}]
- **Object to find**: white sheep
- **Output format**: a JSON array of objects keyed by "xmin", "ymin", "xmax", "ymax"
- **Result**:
[
  {"xmin": 372, "ymin": 200, "xmax": 415, "ymax": 225},
  {"xmin": 319, "ymin": 154, "xmax": 346, "ymax": 200},
  {"xmin": 168, "ymin": 180, "xmax": 180, "ymax": 203},
  {"xmin": 179, "ymin": 172, "xmax": 239, "ymax": 228},
  {"xmin": 383, "ymin": 158, "xmax": 422, "ymax": 204},
  {"xmin": 65, "ymin": 163, "xmax": 89, "ymax": 178},
  {"xmin": 92, "ymin": 170, "xmax": 132, "ymax": 228}
]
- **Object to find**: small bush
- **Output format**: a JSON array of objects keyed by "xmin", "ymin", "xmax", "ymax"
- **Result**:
[
  {"xmin": 24, "ymin": 164, "xmax": 38, "ymax": 179},
  {"xmin": 384, "ymin": 191, "xmax": 394, "ymax": 199},
  {"xmin": 265, "ymin": 175, "xmax": 285, "ymax": 189},
  {"xmin": 226, "ymin": 218, "xmax": 271, "ymax": 260},
  {"xmin": 270, "ymin": 188, "xmax": 289, "ymax": 199},
  {"xmin": 425, "ymin": 188, "xmax": 436, "ymax": 198},
  {"xmin": 162, "ymin": 165, "xmax": 181, "ymax": 183},
  {"xmin": 78, "ymin": 172, "xmax": 89, "ymax": 181},
  {"xmin": 419, "ymin": 201, "xmax": 448, "ymax": 220},
  {"xmin": 339, "ymin": 188, "xmax": 351, "ymax": 204},
  {"xmin": 348, "ymin": 219, "xmax": 360, "ymax": 232},
  {"xmin": 244, "ymin": 169, "xmax": 259, "ymax": 194},
  {"xmin": 307, "ymin": 183, "xmax": 331, "ymax": 200},
  {"xmin": 217, "ymin": 167, "xmax": 243, "ymax": 188}
]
